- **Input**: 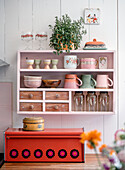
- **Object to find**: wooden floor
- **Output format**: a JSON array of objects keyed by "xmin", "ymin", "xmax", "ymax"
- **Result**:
[{"xmin": 1, "ymin": 154, "xmax": 105, "ymax": 170}]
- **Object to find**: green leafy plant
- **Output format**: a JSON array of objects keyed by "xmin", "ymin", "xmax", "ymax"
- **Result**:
[{"xmin": 49, "ymin": 14, "xmax": 86, "ymax": 55}]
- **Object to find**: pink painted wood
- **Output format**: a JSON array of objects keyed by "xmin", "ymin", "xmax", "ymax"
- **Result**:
[{"xmin": 0, "ymin": 82, "xmax": 12, "ymax": 152}]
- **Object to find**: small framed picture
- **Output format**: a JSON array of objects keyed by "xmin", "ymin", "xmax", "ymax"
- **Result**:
[
  {"xmin": 84, "ymin": 8, "xmax": 100, "ymax": 25},
  {"xmin": 99, "ymin": 57, "xmax": 107, "ymax": 69}
]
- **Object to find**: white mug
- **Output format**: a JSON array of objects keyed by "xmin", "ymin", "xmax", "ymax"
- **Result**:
[{"xmin": 64, "ymin": 55, "xmax": 80, "ymax": 69}]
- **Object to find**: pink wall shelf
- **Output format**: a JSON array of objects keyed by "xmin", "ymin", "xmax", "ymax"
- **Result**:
[{"xmin": 17, "ymin": 50, "xmax": 116, "ymax": 115}]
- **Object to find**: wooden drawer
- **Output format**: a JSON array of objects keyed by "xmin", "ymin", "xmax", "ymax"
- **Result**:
[
  {"xmin": 20, "ymin": 91, "xmax": 43, "ymax": 100},
  {"xmin": 45, "ymin": 103, "xmax": 69, "ymax": 112},
  {"xmin": 20, "ymin": 103, "xmax": 42, "ymax": 111},
  {"xmin": 45, "ymin": 92, "xmax": 69, "ymax": 100}
]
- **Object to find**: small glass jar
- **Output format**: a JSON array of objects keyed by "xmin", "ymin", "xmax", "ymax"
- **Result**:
[
  {"xmin": 86, "ymin": 92, "xmax": 97, "ymax": 111},
  {"xmin": 98, "ymin": 92, "xmax": 109, "ymax": 111},
  {"xmin": 74, "ymin": 91, "xmax": 84, "ymax": 111}
]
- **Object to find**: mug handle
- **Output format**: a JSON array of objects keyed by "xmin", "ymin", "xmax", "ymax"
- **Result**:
[
  {"xmin": 76, "ymin": 77, "xmax": 82, "ymax": 86},
  {"xmin": 95, "ymin": 59, "xmax": 98, "ymax": 66},
  {"xmin": 108, "ymin": 77, "xmax": 113, "ymax": 87},
  {"xmin": 77, "ymin": 58, "xmax": 80, "ymax": 66},
  {"xmin": 91, "ymin": 78, "xmax": 97, "ymax": 87}
]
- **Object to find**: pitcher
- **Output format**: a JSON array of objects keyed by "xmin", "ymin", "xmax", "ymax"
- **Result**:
[
  {"xmin": 64, "ymin": 74, "xmax": 82, "ymax": 89},
  {"xmin": 80, "ymin": 74, "xmax": 96, "ymax": 89}
]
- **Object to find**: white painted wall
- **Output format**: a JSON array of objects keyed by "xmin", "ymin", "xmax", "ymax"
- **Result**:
[
  {"xmin": 118, "ymin": 0, "xmax": 125, "ymax": 128},
  {"xmin": 0, "ymin": 0, "xmax": 121, "ymax": 153}
]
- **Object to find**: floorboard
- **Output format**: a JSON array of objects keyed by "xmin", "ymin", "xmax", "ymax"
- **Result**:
[{"xmin": 1, "ymin": 154, "xmax": 105, "ymax": 170}]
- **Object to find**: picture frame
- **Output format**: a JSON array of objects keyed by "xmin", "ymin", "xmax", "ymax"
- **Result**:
[
  {"xmin": 99, "ymin": 57, "xmax": 107, "ymax": 69},
  {"xmin": 84, "ymin": 8, "xmax": 100, "ymax": 25}
]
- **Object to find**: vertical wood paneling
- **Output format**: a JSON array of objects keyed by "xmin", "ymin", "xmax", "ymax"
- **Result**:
[
  {"xmin": 0, "ymin": 83, "xmax": 12, "ymax": 130},
  {"xmin": 90, "ymin": 0, "xmax": 117, "ymax": 50},
  {"xmin": 118, "ymin": 0, "xmax": 125, "ymax": 128},
  {"xmin": 18, "ymin": 0, "xmax": 33, "ymax": 50},
  {"xmin": 33, "ymin": 0, "xmax": 60, "ymax": 50},
  {"xmin": 4, "ymin": 0, "xmax": 19, "ymax": 128},
  {"xmin": 102, "ymin": 0, "xmax": 117, "ymax": 145},
  {"xmin": 61, "ymin": 115, "xmax": 103, "ymax": 153},
  {"xmin": 0, "ymin": 83, "xmax": 12, "ymax": 153},
  {"xmin": 0, "ymin": 0, "xmax": 6, "ymax": 78},
  {"xmin": 0, "ymin": 0, "xmax": 5, "ymax": 61},
  {"xmin": 61, "ymin": 0, "xmax": 89, "ymax": 48}
]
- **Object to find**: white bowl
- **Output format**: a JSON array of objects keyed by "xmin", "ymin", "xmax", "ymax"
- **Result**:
[
  {"xmin": 24, "ymin": 75, "xmax": 42, "ymax": 81},
  {"xmin": 24, "ymin": 80, "xmax": 42, "ymax": 88}
]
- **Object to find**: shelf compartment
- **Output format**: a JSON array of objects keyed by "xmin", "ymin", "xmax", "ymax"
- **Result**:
[
  {"xmin": 71, "ymin": 91, "xmax": 113, "ymax": 112},
  {"xmin": 19, "ymin": 50, "xmax": 115, "ymax": 70}
]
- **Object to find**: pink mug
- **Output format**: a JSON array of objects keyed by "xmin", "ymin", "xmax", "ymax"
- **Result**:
[
  {"xmin": 96, "ymin": 75, "xmax": 113, "ymax": 88},
  {"xmin": 81, "ymin": 58, "xmax": 98, "ymax": 69},
  {"xmin": 64, "ymin": 74, "xmax": 82, "ymax": 89}
]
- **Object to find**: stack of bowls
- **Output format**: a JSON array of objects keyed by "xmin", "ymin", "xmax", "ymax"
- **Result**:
[{"xmin": 24, "ymin": 76, "xmax": 42, "ymax": 88}]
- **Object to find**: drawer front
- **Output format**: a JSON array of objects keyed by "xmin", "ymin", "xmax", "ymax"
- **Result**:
[
  {"xmin": 45, "ymin": 103, "xmax": 69, "ymax": 112},
  {"xmin": 20, "ymin": 91, "xmax": 43, "ymax": 100},
  {"xmin": 20, "ymin": 103, "xmax": 42, "ymax": 111},
  {"xmin": 46, "ymin": 92, "xmax": 69, "ymax": 100}
]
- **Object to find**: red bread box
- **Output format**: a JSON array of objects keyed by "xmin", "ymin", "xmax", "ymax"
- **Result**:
[{"xmin": 4, "ymin": 128, "xmax": 85, "ymax": 162}]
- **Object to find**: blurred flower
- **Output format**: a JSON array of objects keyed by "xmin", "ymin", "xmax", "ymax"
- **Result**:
[
  {"xmin": 114, "ymin": 129, "xmax": 125, "ymax": 141},
  {"xmin": 99, "ymin": 144, "xmax": 107, "ymax": 152},
  {"xmin": 118, "ymin": 150, "xmax": 125, "ymax": 163},
  {"xmin": 80, "ymin": 125, "xmax": 125, "ymax": 170},
  {"xmin": 103, "ymin": 163, "xmax": 110, "ymax": 170},
  {"xmin": 80, "ymin": 130, "xmax": 101, "ymax": 149}
]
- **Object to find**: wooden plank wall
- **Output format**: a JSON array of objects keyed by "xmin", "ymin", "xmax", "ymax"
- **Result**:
[{"xmin": 0, "ymin": 0, "xmax": 118, "ymax": 153}]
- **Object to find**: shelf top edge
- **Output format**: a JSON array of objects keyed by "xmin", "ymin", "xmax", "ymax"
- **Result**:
[
  {"xmin": 17, "ymin": 50, "xmax": 116, "ymax": 53},
  {"xmin": 19, "ymin": 88, "xmax": 114, "ymax": 91},
  {"xmin": 17, "ymin": 111, "xmax": 115, "ymax": 115}
]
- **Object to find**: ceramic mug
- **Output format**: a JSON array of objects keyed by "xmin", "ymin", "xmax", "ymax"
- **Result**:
[
  {"xmin": 64, "ymin": 55, "xmax": 80, "ymax": 69},
  {"xmin": 81, "ymin": 58, "xmax": 98, "ymax": 69},
  {"xmin": 80, "ymin": 74, "xmax": 96, "ymax": 89},
  {"xmin": 96, "ymin": 75, "xmax": 113, "ymax": 88},
  {"xmin": 64, "ymin": 74, "xmax": 82, "ymax": 89}
]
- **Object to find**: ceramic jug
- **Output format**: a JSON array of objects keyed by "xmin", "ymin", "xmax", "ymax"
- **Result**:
[
  {"xmin": 80, "ymin": 75, "xmax": 96, "ymax": 89},
  {"xmin": 64, "ymin": 74, "xmax": 82, "ymax": 89}
]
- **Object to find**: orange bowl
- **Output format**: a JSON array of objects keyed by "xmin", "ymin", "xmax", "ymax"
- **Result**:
[{"xmin": 42, "ymin": 80, "xmax": 61, "ymax": 88}]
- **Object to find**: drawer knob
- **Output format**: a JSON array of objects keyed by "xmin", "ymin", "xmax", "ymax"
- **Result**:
[
  {"xmin": 56, "ymin": 94, "xmax": 60, "ymax": 98},
  {"xmin": 29, "ymin": 94, "xmax": 33, "ymax": 99},
  {"xmin": 54, "ymin": 105, "xmax": 59, "ymax": 110},
  {"xmin": 29, "ymin": 105, "xmax": 34, "ymax": 110}
]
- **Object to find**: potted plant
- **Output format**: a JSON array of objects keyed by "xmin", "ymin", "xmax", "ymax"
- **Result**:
[{"xmin": 49, "ymin": 14, "xmax": 86, "ymax": 55}]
